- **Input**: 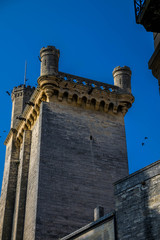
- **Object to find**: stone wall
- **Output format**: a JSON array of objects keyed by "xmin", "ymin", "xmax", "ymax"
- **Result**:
[
  {"xmin": 61, "ymin": 212, "xmax": 115, "ymax": 240},
  {"xmin": 153, "ymin": 33, "xmax": 160, "ymax": 49},
  {"xmin": 0, "ymin": 137, "xmax": 13, "ymax": 239},
  {"xmin": 11, "ymin": 131, "xmax": 32, "ymax": 240},
  {"xmin": 115, "ymin": 160, "xmax": 160, "ymax": 240},
  {"xmin": 23, "ymin": 117, "xmax": 42, "ymax": 240},
  {"xmin": 11, "ymin": 86, "xmax": 35, "ymax": 128},
  {"xmin": 32, "ymin": 100, "xmax": 128, "ymax": 239},
  {"xmin": 0, "ymin": 132, "xmax": 20, "ymax": 240}
]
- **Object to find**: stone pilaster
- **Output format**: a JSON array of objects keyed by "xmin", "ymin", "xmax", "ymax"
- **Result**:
[
  {"xmin": 11, "ymin": 130, "xmax": 32, "ymax": 240},
  {"xmin": 0, "ymin": 129, "xmax": 19, "ymax": 240}
]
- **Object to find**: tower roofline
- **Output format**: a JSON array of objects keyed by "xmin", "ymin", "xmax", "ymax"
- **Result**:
[{"xmin": 4, "ymin": 70, "xmax": 134, "ymax": 146}]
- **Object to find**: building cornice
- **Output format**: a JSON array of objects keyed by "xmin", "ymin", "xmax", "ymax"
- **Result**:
[{"xmin": 4, "ymin": 72, "xmax": 134, "ymax": 146}]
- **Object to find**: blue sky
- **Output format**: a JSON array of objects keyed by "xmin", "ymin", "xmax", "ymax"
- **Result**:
[{"xmin": 0, "ymin": 0, "xmax": 160, "ymax": 190}]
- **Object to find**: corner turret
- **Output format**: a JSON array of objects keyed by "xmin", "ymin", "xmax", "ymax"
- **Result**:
[
  {"xmin": 113, "ymin": 66, "xmax": 132, "ymax": 94},
  {"xmin": 11, "ymin": 85, "xmax": 35, "ymax": 128},
  {"xmin": 40, "ymin": 46, "xmax": 60, "ymax": 76}
]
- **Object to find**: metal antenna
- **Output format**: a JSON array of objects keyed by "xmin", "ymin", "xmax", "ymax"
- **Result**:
[{"xmin": 24, "ymin": 61, "xmax": 27, "ymax": 86}]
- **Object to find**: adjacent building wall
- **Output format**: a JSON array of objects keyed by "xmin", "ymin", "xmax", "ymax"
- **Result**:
[
  {"xmin": 115, "ymin": 160, "xmax": 160, "ymax": 240},
  {"xmin": 153, "ymin": 33, "xmax": 160, "ymax": 49},
  {"xmin": 148, "ymin": 33, "xmax": 160, "ymax": 83},
  {"xmin": 61, "ymin": 212, "xmax": 115, "ymax": 240}
]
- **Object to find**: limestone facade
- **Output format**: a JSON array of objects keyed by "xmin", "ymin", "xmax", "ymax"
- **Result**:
[{"xmin": 0, "ymin": 46, "xmax": 134, "ymax": 239}]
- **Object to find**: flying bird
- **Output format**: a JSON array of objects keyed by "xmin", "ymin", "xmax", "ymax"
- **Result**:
[
  {"xmin": 6, "ymin": 91, "xmax": 10, "ymax": 96},
  {"xmin": 141, "ymin": 136, "xmax": 149, "ymax": 146}
]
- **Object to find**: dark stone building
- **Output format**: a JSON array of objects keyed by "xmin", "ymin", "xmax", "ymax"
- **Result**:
[
  {"xmin": 0, "ymin": 46, "xmax": 134, "ymax": 239},
  {"xmin": 1, "ymin": 2, "xmax": 160, "ymax": 239}
]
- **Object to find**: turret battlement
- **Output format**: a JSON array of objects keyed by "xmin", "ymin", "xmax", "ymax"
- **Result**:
[
  {"xmin": 38, "ymin": 45, "xmax": 134, "ymax": 116},
  {"xmin": 11, "ymin": 85, "xmax": 35, "ymax": 101},
  {"xmin": 38, "ymin": 71, "xmax": 134, "ymax": 116},
  {"xmin": 11, "ymin": 85, "xmax": 35, "ymax": 128}
]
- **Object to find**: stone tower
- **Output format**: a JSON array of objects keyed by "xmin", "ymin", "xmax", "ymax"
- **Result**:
[
  {"xmin": 0, "ymin": 46, "xmax": 134, "ymax": 240},
  {"xmin": 11, "ymin": 85, "xmax": 35, "ymax": 128}
]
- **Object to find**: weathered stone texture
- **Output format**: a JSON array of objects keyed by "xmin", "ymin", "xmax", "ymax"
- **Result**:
[
  {"xmin": 115, "ymin": 160, "xmax": 160, "ymax": 240},
  {"xmin": 0, "ymin": 135, "xmax": 20, "ymax": 240},
  {"xmin": 0, "ymin": 46, "xmax": 134, "ymax": 240},
  {"xmin": 12, "ymin": 130, "xmax": 32, "ymax": 240},
  {"xmin": 61, "ymin": 213, "xmax": 115, "ymax": 240},
  {"xmin": 153, "ymin": 33, "xmax": 160, "ymax": 49},
  {"xmin": 23, "ymin": 117, "xmax": 41, "ymax": 240},
  {"xmin": 33, "ymin": 101, "xmax": 128, "ymax": 239},
  {"xmin": 40, "ymin": 46, "xmax": 60, "ymax": 76},
  {"xmin": 11, "ymin": 86, "xmax": 35, "ymax": 128},
  {"xmin": 70, "ymin": 220, "xmax": 115, "ymax": 240},
  {"xmin": 0, "ymin": 138, "xmax": 13, "ymax": 239}
]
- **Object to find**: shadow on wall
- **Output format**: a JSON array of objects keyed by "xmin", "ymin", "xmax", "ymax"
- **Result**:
[{"xmin": 115, "ymin": 160, "xmax": 160, "ymax": 240}]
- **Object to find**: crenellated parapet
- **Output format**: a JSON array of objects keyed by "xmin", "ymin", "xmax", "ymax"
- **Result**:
[
  {"xmin": 11, "ymin": 85, "xmax": 35, "ymax": 129},
  {"xmin": 38, "ymin": 70, "xmax": 134, "ymax": 116},
  {"xmin": 38, "ymin": 46, "xmax": 133, "ymax": 116},
  {"xmin": 11, "ymin": 85, "xmax": 35, "ymax": 101}
]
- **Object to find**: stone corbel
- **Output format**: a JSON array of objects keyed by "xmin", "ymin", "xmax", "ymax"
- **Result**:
[
  {"xmin": 104, "ymin": 103, "xmax": 109, "ymax": 113},
  {"xmin": 26, "ymin": 119, "xmax": 31, "ymax": 129},
  {"xmin": 29, "ymin": 114, "xmax": 34, "ymax": 126},
  {"xmin": 77, "ymin": 97, "xmax": 82, "ymax": 106},
  {"xmin": 122, "ymin": 106, "xmax": 128, "ymax": 116},
  {"xmin": 113, "ymin": 105, "xmax": 118, "ymax": 114},
  {"xmin": 95, "ymin": 102, "xmax": 100, "ymax": 111},
  {"xmin": 24, "ymin": 124, "xmax": 28, "ymax": 130},
  {"xmin": 58, "ymin": 92, "xmax": 63, "ymax": 102},
  {"xmin": 18, "ymin": 133, "xmax": 23, "ymax": 143},
  {"xmin": 32, "ymin": 110, "xmax": 37, "ymax": 121},
  {"xmin": 86, "ymin": 99, "xmax": 91, "ymax": 109},
  {"xmin": 44, "ymin": 88, "xmax": 54, "ymax": 102},
  {"xmin": 68, "ymin": 94, "xmax": 72, "ymax": 103},
  {"xmin": 35, "ymin": 104, "xmax": 40, "ymax": 115}
]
